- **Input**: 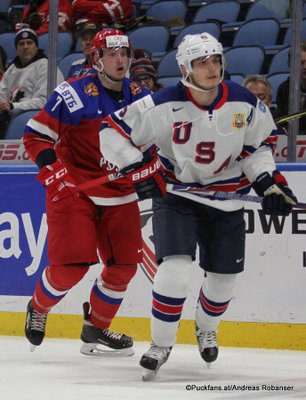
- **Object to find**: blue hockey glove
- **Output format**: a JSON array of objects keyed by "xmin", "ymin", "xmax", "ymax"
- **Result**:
[{"xmin": 252, "ymin": 171, "xmax": 297, "ymax": 216}]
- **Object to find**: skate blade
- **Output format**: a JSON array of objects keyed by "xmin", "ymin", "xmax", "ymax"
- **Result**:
[
  {"xmin": 142, "ymin": 368, "xmax": 158, "ymax": 381},
  {"xmin": 80, "ymin": 342, "xmax": 135, "ymax": 357},
  {"xmin": 29, "ymin": 344, "xmax": 36, "ymax": 352}
]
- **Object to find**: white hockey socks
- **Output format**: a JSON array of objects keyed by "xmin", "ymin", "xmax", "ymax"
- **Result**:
[
  {"xmin": 151, "ymin": 255, "xmax": 193, "ymax": 347},
  {"xmin": 196, "ymin": 272, "xmax": 237, "ymax": 332}
]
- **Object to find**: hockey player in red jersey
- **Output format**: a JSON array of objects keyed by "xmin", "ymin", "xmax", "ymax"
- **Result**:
[
  {"xmin": 23, "ymin": 29, "xmax": 155, "ymax": 356},
  {"xmin": 99, "ymin": 32, "xmax": 297, "ymax": 378}
]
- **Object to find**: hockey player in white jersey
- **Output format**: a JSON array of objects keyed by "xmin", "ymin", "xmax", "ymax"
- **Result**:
[{"xmin": 99, "ymin": 33, "xmax": 297, "ymax": 379}]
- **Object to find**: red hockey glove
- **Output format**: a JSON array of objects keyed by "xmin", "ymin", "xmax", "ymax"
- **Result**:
[
  {"xmin": 121, "ymin": 155, "xmax": 167, "ymax": 201},
  {"xmin": 36, "ymin": 159, "xmax": 78, "ymax": 204},
  {"xmin": 252, "ymin": 170, "xmax": 297, "ymax": 216}
]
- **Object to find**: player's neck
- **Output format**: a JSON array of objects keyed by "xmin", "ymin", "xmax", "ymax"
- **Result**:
[
  {"xmin": 99, "ymin": 73, "xmax": 123, "ymax": 92},
  {"xmin": 189, "ymin": 86, "xmax": 218, "ymax": 107}
]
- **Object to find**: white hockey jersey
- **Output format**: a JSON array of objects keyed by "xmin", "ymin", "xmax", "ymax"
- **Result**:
[{"xmin": 100, "ymin": 80, "xmax": 278, "ymax": 211}]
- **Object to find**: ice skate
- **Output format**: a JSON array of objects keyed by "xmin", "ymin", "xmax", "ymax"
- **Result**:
[
  {"xmin": 140, "ymin": 341, "xmax": 172, "ymax": 381},
  {"xmin": 25, "ymin": 300, "xmax": 48, "ymax": 352},
  {"xmin": 195, "ymin": 325, "xmax": 218, "ymax": 367},
  {"xmin": 80, "ymin": 302, "xmax": 134, "ymax": 357}
]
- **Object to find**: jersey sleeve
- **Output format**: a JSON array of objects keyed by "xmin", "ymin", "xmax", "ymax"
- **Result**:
[
  {"xmin": 23, "ymin": 81, "xmax": 82, "ymax": 164},
  {"xmin": 238, "ymin": 100, "xmax": 278, "ymax": 182},
  {"xmin": 100, "ymin": 93, "xmax": 156, "ymax": 168}
]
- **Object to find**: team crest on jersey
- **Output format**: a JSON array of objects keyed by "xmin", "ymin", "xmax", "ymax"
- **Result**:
[
  {"xmin": 258, "ymin": 101, "xmax": 267, "ymax": 113},
  {"xmin": 130, "ymin": 82, "xmax": 142, "ymax": 95},
  {"xmin": 84, "ymin": 82, "xmax": 99, "ymax": 96},
  {"xmin": 232, "ymin": 112, "xmax": 246, "ymax": 129}
]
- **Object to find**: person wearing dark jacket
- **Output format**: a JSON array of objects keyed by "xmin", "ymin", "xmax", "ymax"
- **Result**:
[{"xmin": 276, "ymin": 42, "xmax": 306, "ymax": 135}]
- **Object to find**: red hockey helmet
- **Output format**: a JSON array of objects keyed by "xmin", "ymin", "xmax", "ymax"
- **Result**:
[{"xmin": 90, "ymin": 29, "xmax": 132, "ymax": 73}]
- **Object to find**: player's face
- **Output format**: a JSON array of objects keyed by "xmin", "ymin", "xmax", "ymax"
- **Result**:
[
  {"xmin": 190, "ymin": 55, "xmax": 221, "ymax": 90},
  {"xmin": 101, "ymin": 47, "xmax": 129, "ymax": 80}
]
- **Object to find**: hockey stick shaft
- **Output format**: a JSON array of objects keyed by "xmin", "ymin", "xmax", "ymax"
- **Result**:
[
  {"xmin": 275, "ymin": 110, "xmax": 306, "ymax": 125},
  {"xmin": 75, "ymin": 171, "xmax": 123, "ymax": 192},
  {"xmin": 167, "ymin": 183, "xmax": 306, "ymax": 209},
  {"xmin": 76, "ymin": 176, "xmax": 306, "ymax": 209}
]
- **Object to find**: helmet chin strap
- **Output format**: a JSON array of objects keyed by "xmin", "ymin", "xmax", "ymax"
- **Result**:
[
  {"xmin": 100, "ymin": 70, "xmax": 123, "ymax": 84},
  {"xmin": 181, "ymin": 69, "xmax": 224, "ymax": 93},
  {"xmin": 93, "ymin": 55, "xmax": 131, "ymax": 85}
]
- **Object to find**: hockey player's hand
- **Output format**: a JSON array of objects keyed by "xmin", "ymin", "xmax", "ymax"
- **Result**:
[
  {"xmin": 36, "ymin": 159, "xmax": 78, "ymax": 204},
  {"xmin": 252, "ymin": 171, "xmax": 297, "ymax": 216},
  {"xmin": 121, "ymin": 154, "xmax": 167, "ymax": 201}
]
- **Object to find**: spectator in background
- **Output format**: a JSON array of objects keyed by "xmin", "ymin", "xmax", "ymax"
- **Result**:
[
  {"xmin": 67, "ymin": 23, "xmax": 99, "ymax": 79},
  {"xmin": 0, "ymin": 47, "xmax": 7, "ymax": 81},
  {"xmin": 130, "ymin": 58, "xmax": 163, "ymax": 92},
  {"xmin": 276, "ymin": 42, "xmax": 306, "ymax": 135},
  {"xmin": 71, "ymin": 0, "xmax": 133, "ymax": 29},
  {"xmin": 258, "ymin": 0, "xmax": 290, "ymax": 19},
  {"xmin": 0, "ymin": 25, "xmax": 63, "ymax": 139},
  {"xmin": 242, "ymin": 74, "xmax": 273, "ymax": 109},
  {"xmin": 20, "ymin": 0, "xmax": 73, "ymax": 35},
  {"xmin": 133, "ymin": 48, "xmax": 151, "ymax": 61},
  {"xmin": 243, "ymin": 74, "xmax": 287, "ymax": 135}
]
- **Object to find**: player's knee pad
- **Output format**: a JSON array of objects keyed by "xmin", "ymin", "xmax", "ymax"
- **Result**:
[
  {"xmin": 47, "ymin": 264, "xmax": 89, "ymax": 291},
  {"xmin": 101, "ymin": 264, "xmax": 137, "ymax": 290},
  {"xmin": 203, "ymin": 272, "xmax": 237, "ymax": 302},
  {"xmin": 154, "ymin": 255, "xmax": 193, "ymax": 298}
]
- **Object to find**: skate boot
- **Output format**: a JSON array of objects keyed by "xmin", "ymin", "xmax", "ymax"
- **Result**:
[
  {"xmin": 140, "ymin": 341, "xmax": 172, "ymax": 381},
  {"xmin": 195, "ymin": 325, "xmax": 218, "ymax": 367},
  {"xmin": 80, "ymin": 302, "xmax": 134, "ymax": 357},
  {"xmin": 25, "ymin": 300, "xmax": 48, "ymax": 352}
]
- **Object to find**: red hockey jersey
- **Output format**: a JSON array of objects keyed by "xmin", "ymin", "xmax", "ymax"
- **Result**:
[{"xmin": 23, "ymin": 73, "xmax": 150, "ymax": 205}]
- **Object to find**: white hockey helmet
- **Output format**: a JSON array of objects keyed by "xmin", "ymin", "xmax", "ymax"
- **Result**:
[{"xmin": 176, "ymin": 32, "xmax": 224, "ymax": 91}]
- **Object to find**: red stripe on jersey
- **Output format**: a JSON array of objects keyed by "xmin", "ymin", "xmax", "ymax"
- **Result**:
[
  {"xmin": 185, "ymin": 82, "xmax": 228, "ymax": 111},
  {"xmin": 239, "ymin": 150, "xmax": 251, "ymax": 158},
  {"xmin": 205, "ymin": 182, "xmax": 240, "ymax": 191},
  {"xmin": 34, "ymin": 108, "xmax": 60, "ymax": 136},
  {"xmin": 215, "ymin": 82, "xmax": 228, "ymax": 109},
  {"xmin": 237, "ymin": 176, "xmax": 251, "ymax": 190},
  {"xmin": 104, "ymin": 115, "xmax": 130, "ymax": 140},
  {"xmin": 23, "ymin": 134, "xmax": 54, "ymax": 163}
]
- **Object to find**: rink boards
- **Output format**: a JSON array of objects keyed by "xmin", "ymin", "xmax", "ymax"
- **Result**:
[{"xmin": 1, "ymin": 163, "xmax": 306, "ymax": 350}]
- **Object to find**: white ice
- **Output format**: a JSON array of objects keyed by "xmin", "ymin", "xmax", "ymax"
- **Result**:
[{"xmin": 1, "ymin": 336, "xmax": 306, "ymax": 400}]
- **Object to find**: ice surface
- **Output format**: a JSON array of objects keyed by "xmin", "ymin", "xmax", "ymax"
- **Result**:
[{"xmin": 1, "ymin": 337, "xmax": 305, "ymax": 400}]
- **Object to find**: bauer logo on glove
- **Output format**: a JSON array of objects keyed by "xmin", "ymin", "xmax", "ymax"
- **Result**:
[
  {"xmin": 130, "ymin": 158, "xmax": 161, "ymax": 182},
  {"xmin": 121, "ymin": 155, "xmax": 166, "ymax": 200}
]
